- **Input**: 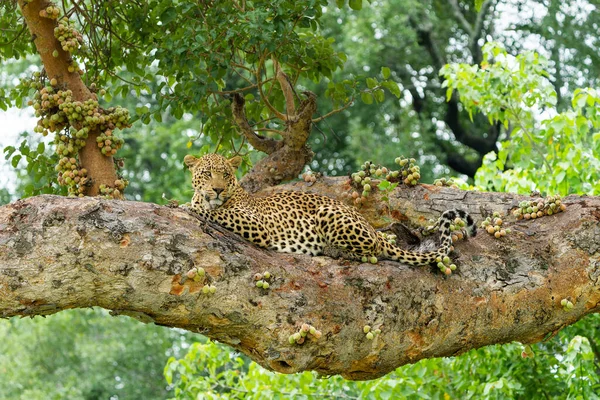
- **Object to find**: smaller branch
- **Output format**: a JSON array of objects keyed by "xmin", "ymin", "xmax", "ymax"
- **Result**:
[
  {"xmin": 272, "ymin": 56, "xmax": 296, "ymax": 118},
  {"xmin": 230, "ymin": 66, "xmax": 256, "ymax": 87},
  {"xmin": 255, "ymin": 128, "xmax": 286, "ymax": 136},
  {"xmin": 231, "ymin": 93, "xmax": 283, "ymax": 154},
  {"xmin": 312, "ymin": 97, "xmax": 354, "ymax": 123},
  {"xmin": 0, "ymin": 24, "xmax": 26, "ymax": 46},
  {"xmin": 231, "ymin": 62, "xmax": 254, "ymax": 73},
  {"xmin": 448, "ymin": 0, "xmax": 473, "ymax": 36},
  {"xmin": 208, "ymin": 83, "xmax": 258, "ymax": 96}
]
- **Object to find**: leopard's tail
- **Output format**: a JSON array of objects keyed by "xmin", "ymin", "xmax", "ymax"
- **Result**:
[{"xmin": 379, "ymin": 209, "xmax": 476, "ymax": 266}]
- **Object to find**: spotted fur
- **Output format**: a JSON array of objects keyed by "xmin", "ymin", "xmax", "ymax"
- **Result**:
[{"xmin": 185, "ymin": 154, "xmax": 476, "ymax": 266}]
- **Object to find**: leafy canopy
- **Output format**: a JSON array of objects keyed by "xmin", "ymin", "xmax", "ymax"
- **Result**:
[{"xmin": 442, "ymin": 43, "xmax": 600, "ymax": 195}]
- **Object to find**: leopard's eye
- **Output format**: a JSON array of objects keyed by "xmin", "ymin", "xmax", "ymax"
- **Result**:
[
  {"xmin": 223, "ymin": 172, "xmax": 231, "ymax": 179},
  {"xmin": 201, "ymin": 171, "xmax": 211, "ymax": 178}
]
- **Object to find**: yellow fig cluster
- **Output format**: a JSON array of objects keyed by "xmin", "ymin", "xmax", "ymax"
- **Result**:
[
  {"xmin": 39, "ymin": 5, "xmax": 60, "ymax": 19},
  {"xmin": 363, "ymin": 325, "xmax": 382, "ymax": 340},
  {"xmin": 560, "ymin": 298, "xmax": 574, "ymax": 311},
  {"xmin": 54, "ymin": 17, "xmax": 83, "ymax": 53},
  {"xmin": 346, "ymin": 157, "xmax": 421, "ymax": 206},
  {"xmin": 394, "ymin": 156, "xmax": 420, "ymax": 186},
  {"xmin": 481, "ymin": 212, "xmax": 510, "ymax": 239},
  {"xmin": 433, "ymin": 177, "xmax": 458, "ymax": 188},
  {"xmin": 288, "ymin": 323, "xmax": 322, "ymax": 345},
  {"xmin": 24, "ymin": 72, "xmax": 130, "ymax": 197},
  {"xmin": 301, "ymin": 171, "xmax": 317, "ymax": 183},
  {"xmin": 349, "ymin": 161, "xmax": 381, "ymax": 205},
  {"xmin": 449, "ymin": 216, "xmax": 468, "ymax": 242},
  {"xmin": 380, "ymin": 232, "xmax": 397, "ymax": 245},
  {"xmin": 202, "ymin": 284, "xmax": 217, "ymax": 295},
  {"xmin": 254, "ymin": 271, "xmax": 273, "ymax": 290},
  {"xmin": 186, "ymin": 267, "xmax": 206, "ymax": 282},
  {"xmin": 513, "ymin": 196, "xmax": 566, "ymax": 220},
  {"xmin": 435, "ymin": 255, "xmax": 457, "ymax": 275},
  {"xmin": 423, "ymin": 216, "xmax": 468, "ymax": 244}
]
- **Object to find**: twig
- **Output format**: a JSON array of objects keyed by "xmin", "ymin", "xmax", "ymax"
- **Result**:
[{"xmin": 312, "ymin": 97, "xmax": 354, "ymax": 123}]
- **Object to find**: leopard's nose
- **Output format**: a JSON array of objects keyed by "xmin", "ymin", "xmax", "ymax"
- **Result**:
[{"xmin": 214, "ymin": 188, "xmax": 224, "ymax": 196}]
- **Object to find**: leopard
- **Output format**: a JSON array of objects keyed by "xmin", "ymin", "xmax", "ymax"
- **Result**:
[{"xmin": 184, "ymin": 153, "xmax": 476, "ymax": 266}]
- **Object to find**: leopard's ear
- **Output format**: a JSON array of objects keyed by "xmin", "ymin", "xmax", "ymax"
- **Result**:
[
  {"xmin": 184, "ymin": 155, "xmax": 200, "ymax": 168},
  {"xmin": 228, "ymin": 156, "xmax": 243, "ymax": 169}
]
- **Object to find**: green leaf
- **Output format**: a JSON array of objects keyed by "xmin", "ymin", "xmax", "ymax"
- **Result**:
[
  {"xmin": 160, "ymin": 6, "xmax": 178, "ymax": 25},
  {"xmin": 11, "ymin": 154, "xmax": 21, "ymax": 168},
  {"xmin": 348, "ymin": 0, "xmax": 362, "ymax": 10},
  {"xmin": 373, "ymin": 89, "xmax": 385, "ymax": 103},
  {"xmin": 366, "ymin": 77, "xmax": 378, "ymax": 89},
  {"xmin": 3, "ymin": 146, "xmax": 15, "ymax": 159},
  {"xmin": 381, "ymin": 67, "xmax": 391, "ymax": 79},
  {"xmin": 36, "ymin": 142, "xmax": 45, "ymax": 154},
  {"xmin": 382, "ymin": 81, "xmax": 401, "ymax": 98},
  {"xmin": 360, "ymin": 92, "xmax": 373, "ymax": 104},
  {"xmin": 378, "ymin": 180, "xmax": 390, "ymax": 190}
]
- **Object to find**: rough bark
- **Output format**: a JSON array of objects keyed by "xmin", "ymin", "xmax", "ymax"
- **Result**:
[
  {"xmin": 1, "ymin": 183, "xmax": 599, "ymax": 381},
  {"xmin": 18, "ymin": 0, "xmax": 118, "ymax": 196}
]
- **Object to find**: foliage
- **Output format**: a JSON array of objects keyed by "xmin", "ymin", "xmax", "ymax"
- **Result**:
[
  {"xmin": 0, "ymin": 308, "xmax": 198, "ymax": 400},
  {"xmin": 166, "ymin": 314, "xmax": 600, "ymax": 399},
  {"xmin": 441, "ymin": 43, "xmax": 600, "ymax": 195},
  {"xmin": 3, "ymin": 134, "xmax": 66, "ymax": 197},
  {"xmin": 0, "ymin": 0, "xmax": 402, "ymax": 196}
]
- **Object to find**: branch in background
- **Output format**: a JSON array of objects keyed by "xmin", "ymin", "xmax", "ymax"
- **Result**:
[
  {"xmin": 470, "ymin": 0, "xmax": 496, "ymax": 64},
  {"xmin": 448, "ymin": 0, "xmax": 474, "ymax": 36},
  {"xmin": 231, "ymin": 93, "xmax": 283, "ymax": 154},
  {"xmin": 412, "ymin": 18, "xmax": 446, "ymax": 69},
  {"xmin": 433, "ymin": 136, "xmax": 483, "ymax": 177},
  {"xmin": 411, "ymin": 16, "xmax": 500, "ymax": 176},
  {"xmin": 446, "ymin": 151, "xmax": 482, "ymax": 177},
  {"xmin": 444, "ymin": 98, "xmax": 498, "ymax": 155}
]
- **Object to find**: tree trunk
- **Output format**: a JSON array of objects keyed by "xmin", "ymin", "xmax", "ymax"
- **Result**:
[
  {"xmin": 1, "ymin": 181, "xmax": 599, "ymax": 380},
  {"xmin": 18, "ymin": 0, "xmax": 119, "ymax": 196}
]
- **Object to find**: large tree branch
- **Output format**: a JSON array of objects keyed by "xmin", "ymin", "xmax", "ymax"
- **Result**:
[{"xmin": 1, "ymin": 185, "xmax": 599, "ymax": 380}]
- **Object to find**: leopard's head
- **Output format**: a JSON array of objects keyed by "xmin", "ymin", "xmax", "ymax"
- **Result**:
[{"xmin": 184, "ymin": 153, "xmax": 242, "ymax": 210}]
